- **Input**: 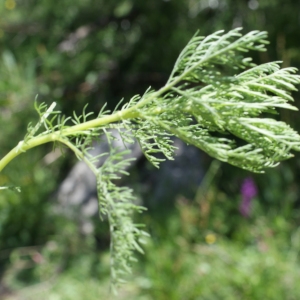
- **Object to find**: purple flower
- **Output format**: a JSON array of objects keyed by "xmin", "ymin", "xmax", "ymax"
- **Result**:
[{"xmin": 239, "ymin": 177, "xmax": 257, "ymax": 218}]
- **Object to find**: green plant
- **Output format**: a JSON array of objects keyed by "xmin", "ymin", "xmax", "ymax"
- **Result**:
[{"xmin": 1, "ymin": 28, "xmax": 300, "ymax": 289}]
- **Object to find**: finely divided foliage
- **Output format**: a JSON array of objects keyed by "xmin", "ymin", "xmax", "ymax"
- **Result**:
[{"xmin": 1, "ymin": 28, "xmax": 300, "ymax": 287}]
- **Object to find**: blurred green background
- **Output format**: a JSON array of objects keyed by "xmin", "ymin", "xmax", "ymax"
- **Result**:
[{"xmin": 1, "ymin": 0, "xmax": 300, "ymax": 299}]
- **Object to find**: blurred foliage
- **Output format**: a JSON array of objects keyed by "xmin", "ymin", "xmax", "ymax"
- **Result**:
[
  {"xmin": 3, "ymin": 184, "xmax": 300, "ymax": 299},
  {"xmin": 1, "ymin": 0, "xmax": 300, "ymax": 298}
]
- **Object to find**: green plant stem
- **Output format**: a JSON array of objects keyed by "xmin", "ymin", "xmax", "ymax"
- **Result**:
[{"xmin": 0, "ymin": 109, "xmax": 139, "ymax": 173}]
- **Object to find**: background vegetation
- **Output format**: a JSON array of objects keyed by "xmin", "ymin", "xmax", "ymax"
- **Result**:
[{"xmin": 1, "ymin": 0, "xmax": 300, "ymax": 299}]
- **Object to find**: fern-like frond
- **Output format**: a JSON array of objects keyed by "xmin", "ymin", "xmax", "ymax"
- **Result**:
[
  {"xmin": 168, "ymin": 28, "xmax": 268, "ymax": 84},
  {"xmin": 131, "ymin": 29, "xmax": 300, "ymax": 172},
  {"xmin": 96, "ymin": 146, "xmax": 148, "ymax": 288}
]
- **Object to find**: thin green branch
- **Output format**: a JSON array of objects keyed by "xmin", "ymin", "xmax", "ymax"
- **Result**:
[{"xmin": 0, "ymin": 109, "xmax": 140, "ymax": 172}]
